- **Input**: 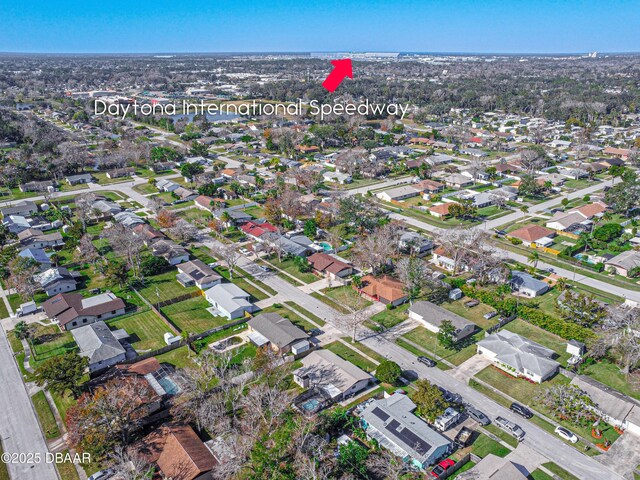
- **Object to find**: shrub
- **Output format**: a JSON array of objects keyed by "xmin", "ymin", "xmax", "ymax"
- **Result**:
[
  {"xmin": 376, "ymin": 360, "xmax": 403, "ymax": 384},
  {"xmin": 510, "ymin": 238, "xmax": 523, "ymax": 245},
  {"xmin": 593, "ymin": 223, "xmax": 623, "ymax": 242}
]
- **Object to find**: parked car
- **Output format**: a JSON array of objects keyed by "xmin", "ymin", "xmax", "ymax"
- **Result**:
[
  {"xmin": 495, "ymin": 416, "xmax": 525, "ymax": 441},
  {"xmin": 483, "ymin": 311, "xmax": 497, "ymax": 320},
  {"xmin": 555, "ymin": 426, "xmax": 578, "ymax": 443},
  {"xmin": 418, "ymin": 356, "xmax": 436, "ymax": 367},
  {"xmin": 258, "ymin": 265, "xmax": 271, "ymax": 272},
  {"xmin": 465, "ymin": 405, "xmax": 490, "ymax": 425},
  {"xmin": 510, "ymin": 402, "xmax": 533, "ymax": 419},
  {"xmin": 239, "ymin": 248, "xmax": 250, "ymax": 255},
  {"xmin": 438, "ymin": 387, "xmax": 462, "ymax": 404},
  {"xmin": 430, "ymin": 459, "xmax": 455, "ymax": 478},
  {"xmin": 88, "ymin": 469, "xmax": 114, "ymax": 480}
]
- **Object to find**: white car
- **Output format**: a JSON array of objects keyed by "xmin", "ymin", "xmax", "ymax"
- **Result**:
[
  {"xmin": 239, "ymin": 248, "xmax": 250, "ymax": 255},
  {"xmin": 554, "ymin": 426, "xmax": 578, "ymax": 443}
]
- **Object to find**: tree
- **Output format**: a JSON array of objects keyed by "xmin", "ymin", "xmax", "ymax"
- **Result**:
[
  {"xmin": 189, "ymin": 140, "xmax": 208, "ymax": 157},
  {"xmin": 437, "ymin": 319, "xmax": 458, "ymax": 350},
  {"xmin": 169, "ymin": 219, "xmax": 198, "ymax": 242},
  {"xmin": 528, "ymin": 250, "xmax": 540, "ymax": 269},
  {"xmin": 556, "ymin": 290, "xmax": 607, "ymax": 327},
  {"xmin": 592, "ymin": 223, "xmax": 623, "ymax": 242},
  {"xmin": 77, "ymin": 234, "xmax": 100, "ymax": 265},
  {"xmin": 105, "ymin": 259, "xmax": 129, "ymax": 288},
  {"xmin": 181, "ymin": 162, "xmax": 204, "ymax": 182},
  {"xmin": 594, "ymin": 307, "xmax": 640, "ymax": 374},
  {"xmin": 337, "ymin": 441, "xmax": 369, "ymax": 477},
  {"xmin": 520, "ymin": 205, "xmax": 529, "ymax": 217},
  {"xmin": 535, "ymin": 384, "xmax": 598, "ymax": 424},
  {"xmin": 140, "ymin": 255, "xmax": 170, "ymax": 277},
  {"xmin": 66, "ymin": 377, "xmax": 156, "ymax": 457},
  {"xmin": 376, "ymin": 360, "xmax": 402, "ymax": 385},
  {"xmin": 157, "ymin": 208, "xmax": 177, "ymax": 229},
  {"xmin": 293, "ymin": 255, "xmax": 311, "ymax": 273},
  {"xmin": 304, "ymin": 219, "xmax": 317, "ymax": 239},
  {"xmin": 7, "ymin": 257, "xmax": 39, "ymax": 301},
  {"xmin": 396, "ymin": 256, "xmax": 431, "ymax": 302},
  {"xmin": 212, "ymin": 243, "xmax": 240, "ymax": 280},
  {"xmin": 14, "ymin": 320, "xmax": 32, "ymax": 341},
  {"xmin": 35, "ymin": 351, "xmax": 88, "ymax": 399},
  {"xmin": 412, "ymin": 379, "xmax": 448, "ymax": 422}
]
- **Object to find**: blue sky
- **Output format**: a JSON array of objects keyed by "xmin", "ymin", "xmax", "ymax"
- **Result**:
[{"xmin": 1, "ymin": 0, "xmax": 639, "ymax": 54}]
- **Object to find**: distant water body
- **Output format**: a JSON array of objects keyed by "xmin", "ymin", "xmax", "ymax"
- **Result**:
[{"xmin": 170, "ymin": 112, "xmax": 240, "ymax": 123}]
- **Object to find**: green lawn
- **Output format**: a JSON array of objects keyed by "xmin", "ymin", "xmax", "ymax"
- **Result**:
[
  {"xmin": 31, "ymin": 391, "xmax": 60, "ymax": 440},
  {"xmin": 55, "ymin": 450, "xmax": 81, "ymax": 480},
  {"xmin": 133, "ymin": 183, "xmax": 160, "ymax": 195},
  {"xmin": 0, "ymin": 300, "xmax": 9, "ymax": 319},
  {"xmin": 156, "ymin": 346, "xmax": 198, "ymax": 369},
  {"xmin": 442, "ymin": 300, "xmax": 498, "ymax": 330},
  {"xmin": 529, "ymin": 469, "xmax": 555, "ymax": 480},
  {"xmin": 7, "ymin": 331, "xmax": 24, "ymax": 354},
  {"xmin": 483, "ymin": 424, "xmax": 519, "ymax": 448},
  {"xmin": 49, "ymin": 389, "xmax": 77, "ymax": 422},
  {"xmin": 188, "ymin": 246, "xmax": 217, "ymax": 264},
  {"xmin": 265, "ymin": 257, "xmax": 318, "ymax": 284},
  {"xmin": 29, "ymin": 325, "xmax": 77, "ymax": 366},
  {"xmin": 310, "ymin": 292, "xmax": 350, "ymax": 314},
  {"xmin": 580, "ymin": 359, "xmax": 640, "ymax": 400},
  {"xmin": 324, "ymin": 341, "xmax": 377, "ymax": 373},
  {"xmin": 541, "ymin": 462, "xmax": 579, "ymax": 480},
  {"xmin": 322, "ymin": 285, "xmax": 372, "ymax": 312},
  {"xmin": 162, "ymin": 296, "xmax": 228, "ymax": 334},
  {"xmin": 108, "ymin": 310, "xmax": 169, "ymax": 352},
  {"xmin": 503, "ymin": 319, "xmax": 571, "ymax": 364},
  {"xmin": 402, "ymin": 327, "xmax": 481, "ymax": 366},
  {"xmin": 177, "ymin": 207, "xmax": 213, "ymax": 226},
  {"xmin": 214, "ymin": 266, "xmax": 271, "ymax": 301},
  {"xmin": 283, "ymin": 301, "xmax": 326, "ymax": 326},
  {"xmin": 342, "ymin": 337, "xmax": 386, "ymax": 363},
  {"xmin": 259, "ymin": 304, "xmax": 315, "ymax": 332},
  {"xmin": 367, "ymin": 303, "xmax": 409, "ymax": 331},
  {"xmin": 470, "ymin": 433, "xmax": 510, "ymax": 458},
  {"xmin": 137, "ymin": 270, "xmax": 200, "ymax": 304}
]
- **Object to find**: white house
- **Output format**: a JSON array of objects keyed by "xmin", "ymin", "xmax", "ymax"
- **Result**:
[{"xmin": 204, "ymin": 283, "xmax": 257, "ymax": 319}]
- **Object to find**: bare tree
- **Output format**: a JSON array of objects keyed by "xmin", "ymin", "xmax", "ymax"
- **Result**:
[
  {"xmin": 211, "ymin": 243, "xmax": 241, "ymax": 279},
  {"xmin": 102, "ymin": 224, "xmax": 143, "ymax": 278},
  {"xmin": 7, "ymin": 257, "xmax": 39, "ymax": 301},
  {"xmin": 169, "ymin": 219, "xmax": 198, "ymax": 242}
]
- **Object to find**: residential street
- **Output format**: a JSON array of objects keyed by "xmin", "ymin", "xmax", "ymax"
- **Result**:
[{"xmin": 0, "ymin": 328, "xmax": 58, "ymax": 480}]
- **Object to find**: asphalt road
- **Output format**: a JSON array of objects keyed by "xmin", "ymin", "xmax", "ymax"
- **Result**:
[{"xmin": 0, "ymin": 328, "xmax": 58, "ymax": 480}]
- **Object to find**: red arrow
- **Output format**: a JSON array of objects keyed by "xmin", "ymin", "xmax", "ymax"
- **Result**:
[{"xmin": 322, "ymin": 58, "xmax": 353, "ymax": 92}]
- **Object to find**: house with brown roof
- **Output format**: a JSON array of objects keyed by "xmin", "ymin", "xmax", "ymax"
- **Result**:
[
  {"xmin": 412, "ymin": 179, "xmax": 444, "ymax": 196},
  {"xmin": 307, "ymin": 252, "xmax": 354, "ymax": 280},
  {"xmin": 176, "ymin": 259, "xmax": 222, "ymax": 290},
  {"xmin": 429, "ymin": 202, "xmax": 456, "ymax": 218},
  {"xmin": 106, "ymin": 167, "xmax": 135, "ymax": 179},
  {"xmin": 42, "ymin": 292, "xmax": 126, "ymax": 331},
  {"xmin": 135, "ymin": 424, "xmax": 216, "ymax": 480},
  {"xmin": 603, "ymin": 147, "xmax": 631, "ymax": 159},
  {"xmin": 508, "ymin": 225, "xmax": 555, "ymax": 247},
  {"xmin": 358, "ymin": 274, "xmax": 408, "ymax": 306},
  {"xmin": 132, "ymin": 223, "xmax": 165, "ymax": 245}
]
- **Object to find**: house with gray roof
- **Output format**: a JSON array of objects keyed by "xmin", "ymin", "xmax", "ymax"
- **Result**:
[
  {"xmin": 18, "ymin": 247, "xmax": 52, "ymax": 270},
  {"xmin": 399, "ymin": 231, "xmax": 433, "ymax": 256},
  {"xmin": 294, "ymin": 349, "xmax": 372, "ymax": 400},
  {"xmin": 204, "ymin": 283, "xmax": 257, "ymax": 319},
  {"xmin": 605, "ymin": 250, "xmax": 640, "ymax": 277},
  {"xmin": 0, "ymin": 201, "xmax": 38, "ymax": 218},
  {"xmin": 247, "ymin": 312, "xmax": 309, "ymax": 354},
  {"xmin": 66, "ymin": 173, "xmax": 94, "ymax": 185},
  {"xmin": 176, "ymin": 259, "xmax": 222, "ymax": 290},
  {"xmin": 71, "ymin": 321, "xmax": 128, "ymax": 373},
  {"xmin": 510, "ymin": 271, "xmax": 549, "ymax": 297},
  {"xmin": 35, "ymin": 267, "xmax": 81, "ymax": 297},
  {"xmin": 477, "ymin": 330, "xmax": 560, "ymax": 383},
  {"xmin": 408, "ymin": 301, "xmax": 477, "ymax": 342},
  {"xmin": 360, "ymin": 393, "xmax": 451, "ymax": 469},
  {"xmin": 376, "ymin": 185, "xmax": 420, "ymax": 202}
]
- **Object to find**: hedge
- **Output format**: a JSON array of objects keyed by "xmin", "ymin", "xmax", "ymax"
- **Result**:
[{"xmin": 461, "ymin": 285, "xmax": 595, "ymax": 342}]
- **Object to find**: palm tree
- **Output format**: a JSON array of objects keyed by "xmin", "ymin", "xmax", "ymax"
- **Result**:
[
  {"xmin": 528, "ymin": 250, "xmax": 540, "ymax": 269},
  {"xmin": 556, "ymin": 277, "xmax": 568, "ymax": 291}
]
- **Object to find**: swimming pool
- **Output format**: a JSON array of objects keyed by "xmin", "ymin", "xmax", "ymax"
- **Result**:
[
  {"xmin": 574, "ymin": 253, "xmax": 596, "ymax": 265},
  {"xmin": 158, "ymin": 376, "xmax": 181, "ymax": 395},
  {"xmin": 318, "ymin": 242, "xmax": 332, "ymax": 252},
  {"xmin": 301, "ymin": 398, "xmax": 320, "ymax": 412}
]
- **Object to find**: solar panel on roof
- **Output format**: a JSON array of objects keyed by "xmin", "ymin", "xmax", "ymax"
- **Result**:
[
  {"xmin": 371, "ymin": 407, "xmax": 389, "ymax": 422},
  {"xmin": 386, "ymin": 418, "xmax": 432, "ymax": 455}
]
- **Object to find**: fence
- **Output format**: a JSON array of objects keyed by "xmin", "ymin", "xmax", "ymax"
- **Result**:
[
  {"xmin": 440, "ymin": 453, "xmax": 481, "ymax": 479},
  {"xmin": 486, "ymin": 314, "xmax": 517, "ymax": 334},
  {"xmin": 155, "ymin": 289, "xmax": 202, "ymax": 309}
]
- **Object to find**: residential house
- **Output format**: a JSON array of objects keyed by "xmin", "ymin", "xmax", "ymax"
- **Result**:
[
  {"xmin": 507, "ymin": 225, "xmax": 555, "ymax": 247},
  {"xmin": 510, "ymin": 271, "xmax": 550, "ymax": 297},
  {"xmin": 176, "ymin": 259, "xmax": 222, "ymax": 290},
  {"xmin": 135, "ymin": 424, "xmax": 216, "ymax": 480},
  {"xmin": 151, "ymin": 239, "xmax": 190, "ymax": 266},
  {"xmin": 358, "ymin": 275, "xmax": 408, "ymax": 306},
  {"xmin": 294, "ymin": 349, "xmax": 372, "ymax": 400},
  {"xmin": 194, "ymin": 195, "xmax": 223, "ymax": 212},
  {"xmin": 17, "ymin": 229, "xmax": 65, "ymax": 249},
  {"xmin": 569, "ymin": 375, "xmax": 640, "ymax": 436},
  {"xmin": 477, "ymin": 331, "xmax": 560, "ymax": 383},
  {"xmin": 132, "ymin": 224, "xmax": 165, "ymax": 245},
  {"xmin": 307, "ymin": 252, "xmax": 354, "ymax": 280},
  {"xmin": 43, "ymin": 292, "xmax": 126, "ymax": 331},
  {"xmin": 431, "ymin": 246, "xmax": 459, "ymax": 272},
  {"xmin": 361, "ymin": 393, "xmax": 451, "ymax": 469},
  {"xmin": 457, "ymin": 455, "xmax": 529, "ymax": 480},
  {"xmin": 247, "ymin": 313, "xmax": 310, "ymax": 354},
  {"xmin": 376, "ymin": 185, "xmax": 420, "ymax": 202},
  {"xmin": 151, "ymin": 161, "xmax": 177, "ymax": 173},
  {"xmin": 429, "ymin": 202, "xmax": 456, "ymax": 219},
  {"xmin": 204, "ymin": 283, "xmax": 257, "ymax": 319},
  {"xmin": 156, "ymin": 178, "xmax": 180, "ymax": 192},
  {"xmin": 114, "ymin": 211, "xmax": 145, "ymax": 228},
  {"xmin": 441, "ymin": 174, "xmax": 474, "ymax": 188},
  {"xmin": 71, "ymin": 321, "xmax": 128, "ymax": 373},
  {"xmin": 35, "ymin": 267, "xmax": 81, "ymax": 297},
  {"xmin": 2, "ymin": 215, "xmax": 32, "ymax": 234},
  {"xmin": 240, "ymin": 221, "xmax": 278, "ymax": 242},
  {"xmin": 19, "ymin": 181, "xmax": 55, "ymax": 193},
  {"xmin": 66, "ymin": 173, "xmax": 93, "ymax": 185},
  {"xmin": 106, "ymin": 167, "xmax": 135, "ymax": 179},
  {"xmin": 399, "ymin": 231, "xmax": 433, "ymax": 256},
  {"xmin": 408, "ymin": 301, "xmax": 477, "ymax": 342},
  {"xmin": 546, "ymin": 201, "xmax": 608, "ymax": 232},
  {"xmin": 411, "ymin": 179, "xmax": 444, "ymax": 196},
  {"xmin": 323, "ymin": 171, "xmax": 352, "ymax": 184},
  {"xmin": 173, "ymin": 186, "xmax": 198, "ymax": 202},
  {"xmin": 0, "ymin": 201, "xmax": 38, "ymax": 218},
  {"xmin": 18, "ymin": 247, "xmax": 52, "ymax": 270},
  {"xmin": 90, "ymin": 200, "xmax": 122, "ymax": 218},
  {"xmin": 605, "ymin": 250, "xmax": 640, "ymax": 277}
]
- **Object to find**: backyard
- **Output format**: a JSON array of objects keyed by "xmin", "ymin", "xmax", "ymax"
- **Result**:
[
  {"xmin": 324, "ymin": 341, "xmax": 377, "ymax": 373},
  {"xmin": 108, "ymin": 309, "xmax": 169, "ymax": 352},
  {"xmin": 137, "ymin": 270, "xmax": 200, "ymax": 304},
  {"xmin": 29, "ymin": 324, "xmax": 77, "ymax": 367},
  {"xmin": 161, "ymin": 296, "xmax": 228, "ymax": 334}
]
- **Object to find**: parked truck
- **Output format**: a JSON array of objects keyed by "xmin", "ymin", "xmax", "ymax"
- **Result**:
[{"xmin": 454, "ymin": 427, "xmax": 473, "ymax": 448}]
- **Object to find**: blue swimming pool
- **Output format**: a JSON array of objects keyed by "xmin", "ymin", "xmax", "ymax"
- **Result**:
[
  {"xmin": 318, "ymin": 242, "xmax": 332, "ymax": 252},
  {"xmin": 301, "ymin": 398, "xmax": 320, "ymax": 411},
  {"xmin": 158, "ymin": 377, "xmax": 181, "ymax": 395}
]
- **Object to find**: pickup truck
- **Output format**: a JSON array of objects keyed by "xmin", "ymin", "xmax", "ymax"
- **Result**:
[{"xmin": 495, "ymin": 416, "xmax": 525, "ymax": 441}]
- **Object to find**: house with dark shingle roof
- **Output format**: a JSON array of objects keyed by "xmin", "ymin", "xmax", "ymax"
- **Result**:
[
  {"xmin": 247, "ymin": 313, "xmax": 309, "ymax": 354},
  {"xmin": 510, "ymin": 271, "xmax": 550, "ymax": 297},
  {"xmin": 408, "ymin": 301, "xmax": 477, "ymax": 342},
  {"xmin": 42, "ymin": 292, "xmax": 126, "ymax": 331},
  {"xmin": 71, "ymin": 321, "xmax": 128, "ymax": 372}
]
